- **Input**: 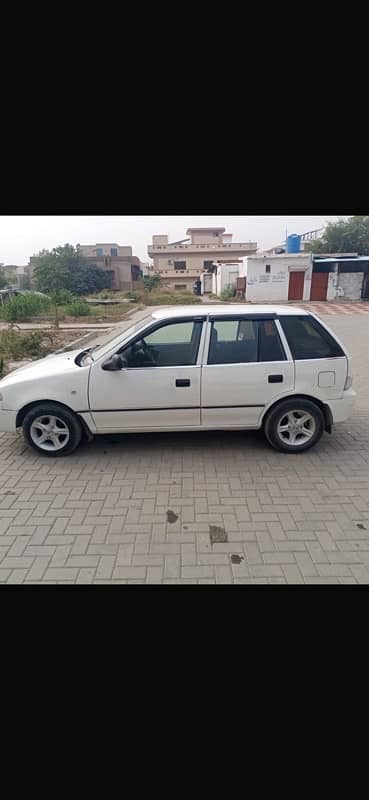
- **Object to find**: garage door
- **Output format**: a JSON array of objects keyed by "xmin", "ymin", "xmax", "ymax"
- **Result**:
[
  {"xmin": 288, "ymin": 271, "xmax": 304, "ymax": 301},
  {"xmin": 310, "ymin": 272, "xmax": 328, "ymax": 301}
]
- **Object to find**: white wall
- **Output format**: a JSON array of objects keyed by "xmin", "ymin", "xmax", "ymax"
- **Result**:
[
  {"xmin": 239, "ymin": 258, "xmax": 247, "ymax": 277},
  {"xmin": 213, "ymin": 264, "xmax": 240, "ymax": 296},
  {"xmin": 327, "ymin": 270, "xmax": 337, "ymax": 300},
  {"xmin": 335, "ymin": 271, "xmax": 364, "ymax": 300},
  {"xmin": 245, "ymin": 255, "xmax": 312, "ymax": 302},
  {"xmin": 191, "ymin": 231, "xmax": 223, "ymax": 244}
]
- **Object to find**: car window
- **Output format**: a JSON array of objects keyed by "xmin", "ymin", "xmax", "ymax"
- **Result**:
[
  {"xmin": 280, "ymin": 315, "xmax": 344, "ymax": 360},
  {"xmin": 258, "ymin": 320, "xmax": 286, "ymax": 362},
  {"xmin": 207, "ymin": 319, "xmax": 286, "ymax": 364},
  {"xmin": 144, "ymin": 321, "xmax": 194, "ymax": 345},
  {"xmin": 208, "ymin": 319, "xmax": 258, "ymax": 364},
  {"xmin": 91, "ymin": 314, "xmax": 154, "ymax": 359},
  {"xmin": 121, "ymin": 320, "xmax": 203, "ymax": 368}
]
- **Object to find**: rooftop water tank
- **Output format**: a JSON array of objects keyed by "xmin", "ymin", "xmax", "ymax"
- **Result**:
[{"xmin": 286, "ymin": 234, "xmax": 301, "ymax": 254}]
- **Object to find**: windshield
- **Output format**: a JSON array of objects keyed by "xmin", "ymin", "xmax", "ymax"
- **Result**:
[{"xmin": 90, "ymin": 314, "xmax": 154, "ymax": 360}]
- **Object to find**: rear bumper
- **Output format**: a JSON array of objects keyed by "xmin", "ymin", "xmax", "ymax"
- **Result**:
[
  {"xmin": 0, "ymin": 409, "xmax": 17, "ymax": 433},
  {"xmin": 329, "ymin": 389, "xmax": 356, "ymax": 424}
]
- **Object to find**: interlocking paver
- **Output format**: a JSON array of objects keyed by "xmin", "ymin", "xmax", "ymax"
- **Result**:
[
  {"xmin": 76, "ymin": 568, "xmax": 95, "ymax": 583},
  {"xmin": 26, "ymin": 557, "xmax": 51, "ymax": 581},
  {"xmin": 44, "ymin": 568, "xmax": 79, "ymax": 580},
  {"xmin": 95, "ymin": 556, "xmax": 116, "ymax": 580},
  {"xmin": 112, "ymin": 566, "xmax": 146, "ymax": 580}
]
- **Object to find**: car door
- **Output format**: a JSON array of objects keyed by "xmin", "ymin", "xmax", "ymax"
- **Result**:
[
  {"xmin": 88, "ymin": 317, "xmax": 204, "ymax": 430},
  {"xmin": 201, "ymin": 315, "xmax": 295, "ymax": 428}
]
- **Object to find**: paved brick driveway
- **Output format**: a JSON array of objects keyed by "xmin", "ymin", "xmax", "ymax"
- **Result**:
[
  {"xmin": 1, "ymin": 311, "xmax": 369, "ymax": 584},
  {"xmin": 296, "ymin": 301, "xmax": 369, "ymax": 316}
]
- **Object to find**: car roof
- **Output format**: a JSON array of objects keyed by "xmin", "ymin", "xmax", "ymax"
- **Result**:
[{"xmin": 151, "ymin": 304, "xmax": 308, "ymax": 320}]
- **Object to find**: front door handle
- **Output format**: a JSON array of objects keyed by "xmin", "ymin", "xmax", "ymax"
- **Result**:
[
  {"xmin": 176, "ymin": 379, "xmax": 191, "ymax": 387},
  {"xmin": 268, "ymin": 374, "xmax": 283, "ymax": 383}
]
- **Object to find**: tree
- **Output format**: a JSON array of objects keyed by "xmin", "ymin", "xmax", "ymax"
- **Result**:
[
  {"xmin": 0, "ymin": 266, "xmax": 7, "ymax": 289},
  {"xmin": 306, "ymin": 216, "xmax": 369, "ymax": 255},
  {"xmin": 33, "ymin": 255, "xmax": 70, "ymax": 294},
  {"xmin": 67, "ymin": 263, "xmax": 112, "ymax": 295},
  {"xmin": 19, "ymin": 273, "xmax": 31, "ymax": 290},
  {"xmin": 32, "ymin": 244, "xmax": 111, "ymax": 295},
  {"xmin": 143, "ymin": 274, "xmax": 162, "ymax": 292}
]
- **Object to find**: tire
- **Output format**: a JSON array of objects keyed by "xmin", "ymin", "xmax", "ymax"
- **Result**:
[
  {"xmin": 22, "ymin": 403, "xmax": 83, "ymax": 457},
  {"xmin": 264, "ymin": 398, "xmax": 324, "ymax": 453}
]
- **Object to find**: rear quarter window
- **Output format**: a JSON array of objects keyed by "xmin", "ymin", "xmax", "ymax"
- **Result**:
[{"xmin": 280, "ymin": 315, "xmax": 344, "ymax": 360}]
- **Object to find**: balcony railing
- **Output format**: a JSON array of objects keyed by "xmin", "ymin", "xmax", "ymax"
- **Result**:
[
  {"xmin": 157, "ymin": 269, "xmax": 200, "ymax": 276},
  {"xmin": 148, "ymin": 242, "xmax": 257, "ymax": 253}
]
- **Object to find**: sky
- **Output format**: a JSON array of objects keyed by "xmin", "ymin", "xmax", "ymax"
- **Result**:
[{"xmin": 0, "ymin": 215, "xmax": 348, "ymax": 266}]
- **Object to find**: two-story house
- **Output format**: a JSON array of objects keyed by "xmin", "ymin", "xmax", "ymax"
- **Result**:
[
  {"xmin": 28, "ymin": 243, "xmax": 142, "ymax": 292},
  {"xmin": 147, "ymin": 228, "xmax": 257, "ymax": 291},
  {"xmin": 79, "ymin": 243, "xmax": 142, "ymax": 291}
]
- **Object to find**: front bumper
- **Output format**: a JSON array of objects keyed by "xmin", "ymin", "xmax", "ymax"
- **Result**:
[
  {"xmin": 0, "ymin": 409, "xmax": 17, "ymax": 433},
  {"xmin": 328, "ymin": 389, "xmax": 356, "ymax": 424}
]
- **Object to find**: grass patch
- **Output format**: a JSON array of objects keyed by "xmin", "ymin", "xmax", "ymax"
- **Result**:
[
  {"xmin": 63, "ymin": 299, "xmax": 91, "ymax": 317},
  {"xmin": 86, "ymin": 286, "xmax": 202, "ymax": 308},
  {"xmin": 0, "ymin": 329, "xmax": 94, "ymax": 376},
  {"xmin": 0, "ymin": 330, "xmax": 48, "ymax": 362},
  {"xmin": 145, "ymin": 293, "xmax": 201, "ymax": 305},
  {"xmin": 0, "ymin": 293, "xmax": 51, "ymax": 322},
  {"xmin": 220, "ymin": 285, "xmax": 236, "ymax": 300}
]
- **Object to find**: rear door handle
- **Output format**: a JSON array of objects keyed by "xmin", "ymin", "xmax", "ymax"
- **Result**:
[
  {"xmin": 176, "ymin": 379, "xmax": 190, "ymax": 387},
  {"xmin": 268, "ymin": 374, "xmax": 283, "ymax": 383}
]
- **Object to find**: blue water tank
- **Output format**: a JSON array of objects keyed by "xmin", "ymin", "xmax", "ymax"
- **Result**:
[{"xmin": 286, "ymin": 234, "xmax": 301, "ymax": 254}]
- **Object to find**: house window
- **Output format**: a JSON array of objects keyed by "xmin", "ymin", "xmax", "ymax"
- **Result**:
[
  {"xmin": 174, "ymin": 261, "xmax": 186, "ymax": 271},
  {"xmin": 96, "ymin": 248, "xmax": 103, "ymax": 257},
  {"xmin": 204, "ymin": 261, "xmax": 213, "ymax": 269},
  {"xmin": 265, "ymin": 264, "xmax": 271, "ymax": 273},
  {"xmin": 174, "ymin": 284, "xmax": 187, "ymax": 289},
  {"xmin": 110, "ymin": 247, "xmax": 118, "ymax": 257}
]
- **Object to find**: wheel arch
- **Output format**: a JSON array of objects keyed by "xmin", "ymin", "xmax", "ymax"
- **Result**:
[
  {"xmin": 16, "ymin": 400, "xmax": 93, "ymax": 439},
  {"xmin": 261, "ymin": 394, "xmax": 333, "ymax": 433}
]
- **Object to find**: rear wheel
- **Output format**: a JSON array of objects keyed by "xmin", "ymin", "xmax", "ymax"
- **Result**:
[
  {"xmin": 23, "ymin": 403, "xmax": 83, "ymax": 456},
  {"xmin": 264, "ymin": 398, "xmax": 324, "ymax": 453}
]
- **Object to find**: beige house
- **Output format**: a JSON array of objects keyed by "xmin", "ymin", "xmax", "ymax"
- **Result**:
[
  {"xmin": 147, "ymin": 228, "xmax": 257, "ymax": 291},
  {"xmin": 28, "ymin": 243, "xmax": 142, "ymax": 292},
  {"xmin": 78, "ymin": 243, "xmax": 142, "ymax": 291}
]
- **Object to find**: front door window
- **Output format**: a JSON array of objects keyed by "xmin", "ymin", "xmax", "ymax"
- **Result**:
[{"xmin": 120, "ymin": 320, "xmax": 203, "ymax": 368}]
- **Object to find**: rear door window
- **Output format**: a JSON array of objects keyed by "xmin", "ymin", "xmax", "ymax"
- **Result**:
[
  {"xmin": 207, "ymin": 318, "xmax": 286, "ymax": 364},
  {"xmin": 280, "ymin": 315, "xmax": 344, "ymax": 360},
  {"xmin": 258, "ymin": 320, "xmax": 286, "ymax": 362}
]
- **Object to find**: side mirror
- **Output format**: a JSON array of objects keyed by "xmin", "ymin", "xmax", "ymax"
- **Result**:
[{"xmin": 102, "ymin": 354, "xmax": 126, "ymax": 371}]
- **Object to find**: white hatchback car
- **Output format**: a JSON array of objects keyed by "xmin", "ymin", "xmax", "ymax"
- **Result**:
[{"xmin": 0, "ymin": 305, "xmax": 355, "ymax": 456}]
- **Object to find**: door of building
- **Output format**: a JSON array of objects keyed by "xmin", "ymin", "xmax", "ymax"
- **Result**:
[
  {"xmin": 362, "ymin": 272, "xmax": 369, "ymax": 300},
  {"xmin": 288, "ymin": 271, "xmax": 305, "ymax": 301},
  {"xmin": 203, "ymin": 273, "xmax": 212, "ymax": 294},
  {"xmin": 310, "ymin": 271, "xmax": 328, "ymax": 301}
]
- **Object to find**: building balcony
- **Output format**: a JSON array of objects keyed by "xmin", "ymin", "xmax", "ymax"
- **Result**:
[
  {"xmin": 148, "ymin": 242, "xmax": 257, "ymax": 254},
  {"xmin": 157, "ymin": 269, "xmax": 201, "ymax": 278}
]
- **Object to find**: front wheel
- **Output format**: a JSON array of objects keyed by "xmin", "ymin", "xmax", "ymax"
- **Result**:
[
  {"xmin": 23, "ymin": 403, "xmax": 83, "ymax": 456},
  {"xmin": 264, "ymin": 398, "xmax": 324, "ymax": 453}
]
